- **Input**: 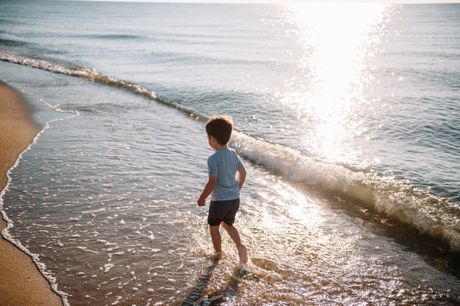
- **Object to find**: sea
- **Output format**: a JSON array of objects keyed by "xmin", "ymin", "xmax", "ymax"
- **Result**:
[{"xmin": 0, "ymin": 1, "xmax": 459, "ymax": 305}]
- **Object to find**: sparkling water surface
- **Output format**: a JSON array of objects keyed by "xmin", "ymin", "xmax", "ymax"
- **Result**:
[{"xmin": 1, "ymin": 2, "xmax": 459, "ymax": 305}]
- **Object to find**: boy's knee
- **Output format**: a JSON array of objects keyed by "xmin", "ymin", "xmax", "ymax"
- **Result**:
[
  {"xmin": 221, "ymin": 222, "xmax": 232, "ymax": 229},
  {"xmin": 210, "ymin": 225, "xmax": 220, "ymax": 232}
]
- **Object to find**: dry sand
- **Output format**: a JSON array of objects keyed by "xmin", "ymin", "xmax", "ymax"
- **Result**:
[{"xmin": 0, "ymin": 82, "xmax": 62, "ymax": 306}]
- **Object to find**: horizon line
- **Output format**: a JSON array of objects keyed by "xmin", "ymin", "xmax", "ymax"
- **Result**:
[{"xmin": 58, "ymin": 0, "xmax": 460, "ymax": 3}]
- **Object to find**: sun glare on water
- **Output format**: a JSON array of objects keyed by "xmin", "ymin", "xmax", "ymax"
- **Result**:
[{"xmin": 281, "ymin": 3, "xmax": 392, "ymax": 164}]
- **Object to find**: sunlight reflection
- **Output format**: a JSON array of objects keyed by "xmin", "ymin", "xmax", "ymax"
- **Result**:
[
  {"xmin": 281, "ymin": 187, "xmax": 323, "ymax": 228},
  {"xmin": 281, "ymin": 3, "xmax": 391, "ymax": 163},
  {"xmin": 258, "ymin": 182, "xmax": 324, "ymax": 230}
]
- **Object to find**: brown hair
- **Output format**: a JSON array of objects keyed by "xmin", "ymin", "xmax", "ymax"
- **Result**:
[{"xmin": 205, "ymin": 115, "xmax": 233, "ymax": 146}]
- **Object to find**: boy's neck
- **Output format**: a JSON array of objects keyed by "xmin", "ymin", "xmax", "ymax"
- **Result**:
[{"xmin": 214, "ymin": 144, "xmax": 228, "ymax": 151}]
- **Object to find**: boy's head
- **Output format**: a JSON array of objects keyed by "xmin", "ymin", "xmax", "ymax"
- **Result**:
[{"xmin": 206, "ymin": 115, "xmax": 233, "ymax": 146}]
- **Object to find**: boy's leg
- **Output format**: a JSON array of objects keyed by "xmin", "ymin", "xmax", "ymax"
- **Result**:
[
  {"xmin": 221, "ymin": 223, "xmax": 248, "ymax": 265},
  {"xmin": 221, "ymin": 222, "xmax": 242, "ymax": 246},
  {"xmin": 209, "ymin": 225, "xmax": 222, "ymax": 255}
]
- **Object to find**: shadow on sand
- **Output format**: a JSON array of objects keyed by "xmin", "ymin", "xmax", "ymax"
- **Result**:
[{"xmin": 181, "ymin": 259, "xmax": 247, "ymax": 306}]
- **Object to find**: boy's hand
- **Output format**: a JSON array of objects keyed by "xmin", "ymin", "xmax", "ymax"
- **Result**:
[
  {"xmin": 197, "ymin": 197, "xmax": 206, "ymax": 207},
  {"xmin": 197, "ymin": 175, "xmax": 216, "ymax": 207}
]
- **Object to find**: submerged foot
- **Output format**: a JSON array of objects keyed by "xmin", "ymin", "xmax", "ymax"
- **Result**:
[
  {"xmin": 211, "ymin": 252, "xmax": 222, "ymax": 261},
  {"xmin": 238, "ymin": 262, "xmax": 248, "ymax": 272}
]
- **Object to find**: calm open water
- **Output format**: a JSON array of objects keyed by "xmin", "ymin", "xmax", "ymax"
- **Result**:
[{"xmin": 0, "ymin": 1, "xmax": 459, "ymax": 305}]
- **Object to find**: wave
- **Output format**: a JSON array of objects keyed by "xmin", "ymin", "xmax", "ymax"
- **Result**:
[
  {"xmin": 1, "ymin": 51, "xmax": 459, "ymax": 252},
  {"xmin": 57, "ymin": 102, "xmax": 139, "ymax": 114},
  {"xmin": 0, "ymin": 51, "xmax": 205, "ymax": 118},
  {"xmin": 232, "ymin": 132, "xmax": 460, "ymax": 252},
  {"xmin": 74, "ymin": 34, "xmax": 144, "ymax": 40},
  {"xmin": 0, "ymin": 37, "xmax": 33, "ymax": 47}
]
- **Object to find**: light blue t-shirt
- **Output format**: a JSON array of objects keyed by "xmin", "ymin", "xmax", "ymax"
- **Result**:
[{"xmin": 207, "ymin": 147, "xmax": 243, "ymax": 201}]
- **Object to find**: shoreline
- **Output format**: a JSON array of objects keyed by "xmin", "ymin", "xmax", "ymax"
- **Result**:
[{"xmin": 0, "ymin": 82, "xmax": 62, "ymax": 306}]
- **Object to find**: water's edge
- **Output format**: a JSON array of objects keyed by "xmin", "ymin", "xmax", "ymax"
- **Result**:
[{"xmin": 0, "ymin": 82, "xmax": 72, "ymax": 306}]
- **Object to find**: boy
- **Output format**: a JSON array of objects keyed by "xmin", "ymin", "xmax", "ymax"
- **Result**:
[{"xmin": 197, "ymin": 115, "xmax": 248, "ymax": 269}]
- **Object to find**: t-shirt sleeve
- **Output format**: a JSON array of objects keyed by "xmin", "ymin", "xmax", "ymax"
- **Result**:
[{"xmin": 207, "ymin": 156, "xmax": 218, "ymax": 177}]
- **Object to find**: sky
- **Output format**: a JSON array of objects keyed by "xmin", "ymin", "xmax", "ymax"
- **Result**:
[{"xmin": 69, "ymin": 0, "xmax": 460, "ymax": 3}]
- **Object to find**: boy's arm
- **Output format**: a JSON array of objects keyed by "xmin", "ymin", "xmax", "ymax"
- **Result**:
[
  {"xmin": 197, "ymin": 175, "xmax": 217, "ymax": 206},
  {"xmin": 237, "ymin": 165, "xmax": 246, "ymax": 190}
]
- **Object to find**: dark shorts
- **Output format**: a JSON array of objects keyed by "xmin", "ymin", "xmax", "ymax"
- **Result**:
[{"xmin": 207, "ymin": 198, "xmax": 240, "ymax": 226}]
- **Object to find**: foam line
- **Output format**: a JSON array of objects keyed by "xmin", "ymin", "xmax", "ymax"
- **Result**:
[{"xmin": 0, "ymin": 51, "xmax": 206, "ymax": 122}]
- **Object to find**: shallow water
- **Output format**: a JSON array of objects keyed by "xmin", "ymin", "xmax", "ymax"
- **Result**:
[
  {"xmin": 1, "ymin": 61, "xmax": 458, "ymax": 305},
  {"xmin": 1, "ymin": 1, "xmax": 459, "ymax": 305}
]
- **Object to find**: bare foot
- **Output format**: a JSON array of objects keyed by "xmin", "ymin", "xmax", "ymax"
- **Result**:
[
  {"xmin": 211, "ymin": 252, "xmax": 222, "ymax": 261},
  {"xmin": 237, "ymin": 245, "xmax": 248, "ymax": 266}
]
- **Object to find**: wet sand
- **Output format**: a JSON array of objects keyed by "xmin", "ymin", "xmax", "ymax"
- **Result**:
[{"xmin": 0, "ymin": 82, "xmax": 62, "ymax": 306}]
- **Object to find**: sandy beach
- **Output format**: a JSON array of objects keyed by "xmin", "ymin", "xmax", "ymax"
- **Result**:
[{"xmin": 0, "ymin": 82, "xmax": 62, "ymax": 306}]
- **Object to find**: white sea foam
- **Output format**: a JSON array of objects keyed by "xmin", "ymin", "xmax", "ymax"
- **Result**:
[
  {"xmin": 112, "ymin": 296, "xmax": 123, "ymax": 305},
  {"xmin": 0, "ymin": 51, "xmax": 204, "ymax": 120},
  {"xmin": 77, "ymin": 246, "xmax": 100, "ymax": 254},
  {"xmin": 231, "ymin": 131, "xmax": 460, "ymax": 251},
  {"xmin": 1, "ymin": 51, "xmax": 458, "ymax": 252},
  {"xmin": 104, "ymin": 263, "xmax": 115, "ymax": 273}
]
